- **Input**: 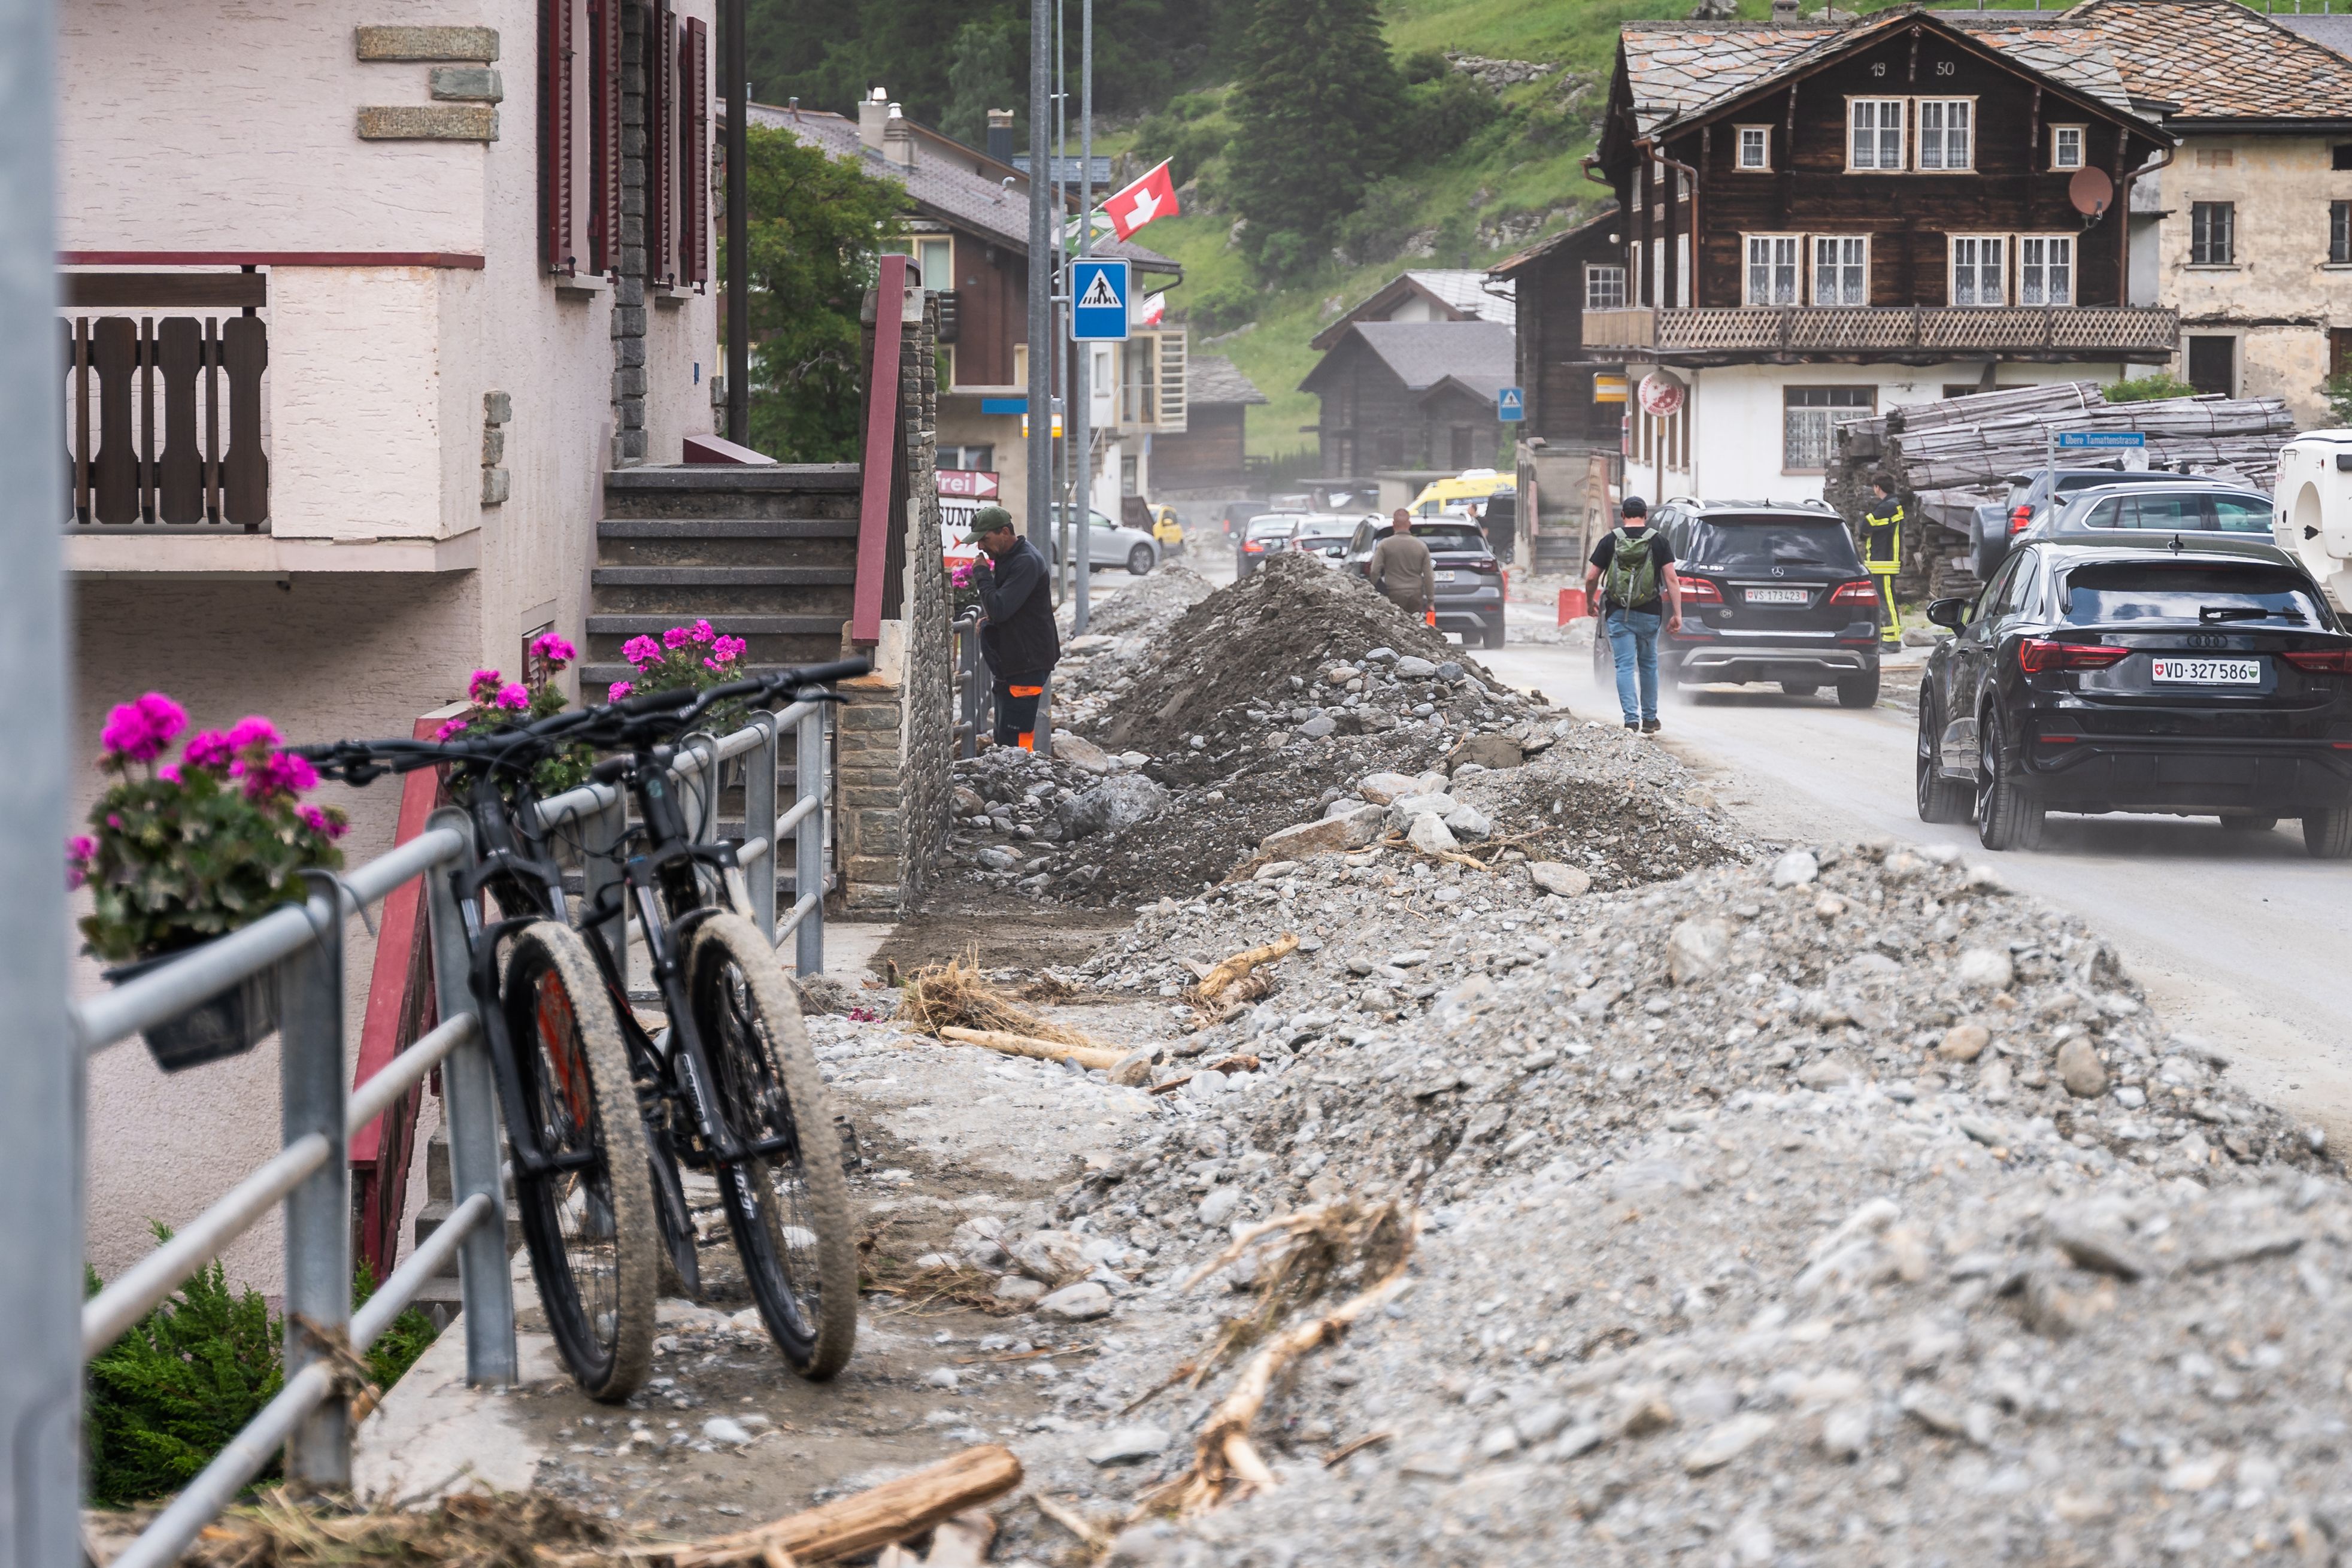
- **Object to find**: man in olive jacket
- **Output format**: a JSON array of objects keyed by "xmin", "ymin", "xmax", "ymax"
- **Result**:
[
  {"xmin": 1366, "ymin": 508, "xmax": 1436, "ymax": 622},
  {"xmin": 972, "ymin": 507, "xmax": 1059, "ymax": 750}
]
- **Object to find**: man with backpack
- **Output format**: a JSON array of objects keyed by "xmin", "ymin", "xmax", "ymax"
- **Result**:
[{"xmin": 1583, "ymin": 496, "xmax": 1684, "ymax": 733}]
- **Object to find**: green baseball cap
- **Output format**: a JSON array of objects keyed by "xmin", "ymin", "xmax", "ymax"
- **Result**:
[{"xmin": 971, "ymin": 505, "xmax": 1014, "ymax": 535}]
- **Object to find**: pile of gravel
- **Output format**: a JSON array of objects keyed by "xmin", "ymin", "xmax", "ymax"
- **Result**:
[{"xmin": 945, "ymin": 832, "xmax": 2346, "ymax": 1566}]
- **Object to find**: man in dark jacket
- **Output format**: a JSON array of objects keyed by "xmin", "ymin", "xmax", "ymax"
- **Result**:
[{"xmin": 972, "ymin": 506, "xmax": 1059, "ymax": 750}]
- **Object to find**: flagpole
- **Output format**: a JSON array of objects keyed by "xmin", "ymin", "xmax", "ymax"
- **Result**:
[
  {"xmin": 1025, "ymin": 0, "xmax": 1050, "ymax": 563},
  {"xmin": 1052, "ymin": 0, "xmax": 1070, "ymax": 610},
  {"xmin": 1072, "ymin": 0, "xmax": 1093, "ymax": 635}
]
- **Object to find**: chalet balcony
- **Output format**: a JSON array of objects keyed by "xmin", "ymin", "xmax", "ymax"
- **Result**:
[{"xmin": 1584, "ymin": 305, "xmax": 2179, "ymax": 363}]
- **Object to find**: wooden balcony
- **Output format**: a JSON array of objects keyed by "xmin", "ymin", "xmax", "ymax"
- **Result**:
[{"xmin": 1583, "ymin": 305, "xmax": 2178, "ymax": 364}]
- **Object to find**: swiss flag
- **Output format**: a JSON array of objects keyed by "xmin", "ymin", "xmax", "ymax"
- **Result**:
[{"xmin": 1105, "ymin": 159, "xmax": 1180, "ymax": 241}]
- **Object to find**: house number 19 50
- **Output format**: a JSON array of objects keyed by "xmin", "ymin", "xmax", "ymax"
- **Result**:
[{"xmin": 1935, "ymin": 60, "xmax": 1956, "ymax": 74}]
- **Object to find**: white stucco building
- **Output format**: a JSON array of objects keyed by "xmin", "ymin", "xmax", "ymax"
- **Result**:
[{"xmin": 62, "ymin": 0, "xmax": 719, "ymax": 1291}]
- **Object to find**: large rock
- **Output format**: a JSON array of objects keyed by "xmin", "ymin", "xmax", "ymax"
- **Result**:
[
  {"xmin": 1443, "ymin": 802, "xmax": 1493, "ymax": 841},
  {"xmin": 2056, "ymin": 1036, "xmax": 2108, "ymax": 1098},
  {"xmin": 1050, "ymin": 731, "xmax": 1114, "ymax": 775},
  {"xmin": 1407, "ymin": 813, "xmax": 1460, "ymax": 856},
  {"xmin": 1356, "ymin": 771, "xmax": 1420, "ymax": 804},
  {"xmin": 1770, "ymin": 849, "xmax": 1819, "ymax": 888},
  {"xmin": 1260, "ymin": 804, "xmax": 1383, "ymax": 858},
  {"xmin": 1086, "ymin": 1426, "xmax": 1172, "ymax": 1467},
  {"xmin": 1954, "ymin": 947, "xmax": 2014, "ymax": 990},
  {"xmin": 1061, "ymin": 774, "xmax": 1168, "ymax": 838},
  {"xmin": 1389, "ymin": 792, "xmax": 1458, "ymax": 827},
  {"xmin": 1446, "ymin": 734, "xmax": 1524, "ymax": 772},
  {"xmin": 1393, "ymin": 655, "xmax": 1439, "ymax": 679},
  {"xmin": 1668, "ymin": 918, "xmax": 1732, "ymax": 984},
  {"xmin": 1036, "ymin": 1281, "xmax": 1114, "ymax": 1321},
  {"xmin": 1527, "ymin": 862, "xmax": 1593, "ymax": 898}
]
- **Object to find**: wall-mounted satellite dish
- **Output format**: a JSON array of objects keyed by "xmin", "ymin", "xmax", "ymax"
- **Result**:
[{"xmin": 2069, "ymin": 166, "xmax": 2115, "ymax": 219}]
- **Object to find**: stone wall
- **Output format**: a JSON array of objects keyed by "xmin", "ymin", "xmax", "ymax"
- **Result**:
[{"xmin": 834, "ymin": 289, "xmax": 951, "ymax": 917}]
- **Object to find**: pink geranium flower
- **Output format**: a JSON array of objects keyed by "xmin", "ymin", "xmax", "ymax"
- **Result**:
[
  {"xmin": 662, "ymin": 624, "xmax": 693, "ymax": 650},
  {"xmin": 297, "ymin": 803, "xmax": 350, "ymax": 841},
  {"xmin": 468, "ymin": 668, "xmax": 504, "ymax": 702},
  {"xmin": 100, "ymin": 692, "xmax": 188, "ymax": 763},
  {"xmin": 530, "ymin": 632, "xmax": 577, "ymax": 668},
  {"xmin": 690, "ymin": 619, "xmax": 716, "ymax": 644},
  {"xmin": 223, "ymin": 716, "xmax": 280, "ymax": 752},
  {"xmin": 710, "ymin": 634, "xmax": 748, "ymax": 664},
  {"xmin": 435, "ymin": 717, "xmax": 470, "ymax": 741},
  {"xmin": 183, "ymin": 730, "xmax": 234, "ymax": 770},
  {"xmin": 66, "ymin": 835, "xmax": 95, "ymax": 889},
  {"xmin": 496, "ymin": 683, "xmax": 530, "ymax": 711},
  {"xmin": 234, "ymin": 750, "xmax": 318, "ymax": 801},
  {"xmin": 623, "ymin": 635, "xmax": 664, "ymax": 667},
  {"xmin": 607, "ymin": 681, "xmax": 634, "ymax": 702}
]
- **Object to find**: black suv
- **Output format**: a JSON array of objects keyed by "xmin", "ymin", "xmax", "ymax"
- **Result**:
[
  {"xmin": 1344, "ymin": 518, "xmax": 1507, "ymax": 647},
  {"xmin": 1593, "ymin": 499, "xmax": 1884, "ymax": 706},
  {"xmin": 1916, "ymin": 541, "xmax": 2352, "ymax": 856}
]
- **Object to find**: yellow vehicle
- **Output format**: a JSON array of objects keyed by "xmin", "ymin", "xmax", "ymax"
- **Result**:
[
  {"xmin": 1150, "ymin": 504, "xmax": 1184, "ymax": 556},
  {"xmin": 1409, "ymin": 469, "xmax": 1516, "ymax": 518}
]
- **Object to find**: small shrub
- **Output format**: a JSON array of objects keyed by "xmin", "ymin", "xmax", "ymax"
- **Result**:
[
  {"xmin": 1336, "ymin": 177, "xmax": 1421, "ymax": 267},
  {"xmin": 1405, "ymin": 74, "xmax": 1499, "ymax": 155},
  {"xmin": 431, "ymin": 632, "xmax": 589, "ymax": 794},
  {"xmin": 2324, "ymin": 371, "xmax": 2352, "ymax": 426},
  {"xmin": 1187, "ymin": 278, "xmax": 1262, "ymax": 334},
  {"xmin": 2106, "ymin": 372, "xmax": 2199, "ymax": 404},
  {"xmin": 354, "ymin": 1259, "xmax": 441, "ymax": 1391},
  {"xmin": 1400, "ymin": 48, "xmax": 1448, "ymax": 85}
]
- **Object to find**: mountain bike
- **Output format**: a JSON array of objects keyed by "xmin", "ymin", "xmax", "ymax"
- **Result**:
[{"xmin": 303, "ymin": 659, "xmax": 868, "ymax": 1381}]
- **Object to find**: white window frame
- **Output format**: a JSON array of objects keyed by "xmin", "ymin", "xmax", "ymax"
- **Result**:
[
  {"xmin": 1847, "ymin": 98, "xmax": 1908, "ymax": 172},
  {"xmin": 1811, "ymin": 233, "xmax": 1871, "ymax": 307},
  {"xmin": 1585, "ymin": 263, "xmax": 1627, "ymax": 311},
  {"xmin": 2050, "ymin": 124, "xmax": 2086, "ymax": 171},
  {"xmin": 1744, "ymin": 232, "xmax": 1804, "ymax": 307},
  {"xmin": 1736, "ymin": 125, "xmax": 1772, "ymax": 171},
  {"xmin": 1950, "ymin": 233, "xmax": 2008, "ymax": 307},
  {"xmin": 1650, "ymin": 239, "xmax": 1663, "ymax": 307},
  {"xmin": 2017, "ymin": 233, "xmax": 2074, "ymax": 307},
  {"xmin": 1915, "ymin": 97, "xmax": 1975, "ymax": 172},
  {"xmin": 1674, "ymin": 234, "xmax": 1691, "ymax": 308},
  {"xmin": 1782, "ymin": 385, "xmax": 1878, "ymax": 475}
]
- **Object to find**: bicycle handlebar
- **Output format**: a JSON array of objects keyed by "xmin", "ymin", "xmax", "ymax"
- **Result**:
[{"xmin": 298, "ymin": 656, "xmax": 872, "ymax": 785}]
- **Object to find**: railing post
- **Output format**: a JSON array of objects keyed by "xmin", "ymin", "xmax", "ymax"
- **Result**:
[
  {"xmin": 280, "ymin": 875, "xmax": 351, "ymax": 1494},
  {"xmin": 747, "ymin": 710, "xmax": 779, "ymax": 942},
  {"xmin": 795, "ymin": 702, "xmax": 827, "ymax": 975},
  {"xmin": 423, "ymin": 810, "xmax": 517, "ymax": 1387},
  {"xmin": 583, "ymin": 788, "xmax": 628, "ymax": 992}
]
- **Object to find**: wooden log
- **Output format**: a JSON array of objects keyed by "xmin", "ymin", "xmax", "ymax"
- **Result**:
[
  {"xmin": 665, "ymin": 1446, "xmax": 1024, "ymax": 1567},
  {"xmin": 1193, "ymin": 933, "xmax": 1299, "ymax": 1000},
  {"xmin": 935, "ymin": 1026, "xmax": 1123, "ymax": 1072}
]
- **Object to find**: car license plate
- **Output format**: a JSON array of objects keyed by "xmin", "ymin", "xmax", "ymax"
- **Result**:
[
  {"xmin": 1438, "ymin": 571, "xmax": 1459, "ymax": 583},
  {"xmin": 1744, "ymin": 587, "xmax": 1807, "ymax": 605},
  {"xmin": 2151, "ymin": 657, "xmax": 2261, "ymax": 684}
]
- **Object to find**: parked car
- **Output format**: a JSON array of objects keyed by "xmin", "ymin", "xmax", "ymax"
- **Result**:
[
  {"xmin": 1408, "ymin": 468, "xmax": 1516, "ymax": 519},
  {"xmin": 1236, "ymin": 514, "xmax": 1298, "ymax": 579},
  {"xmin": 1915, "ymin": 541, "xmax": 2352, "ymax": 855},
  {"xmin": 1970, "ymin": 465, "xmax": 2207, "ymax": 581},
  {"xmin": 1343, "ymin": 517, "xmax": 1507, "ymax": 647},
  {"xmin": 1150, "ymin": 504, "xmax": 1185, "ymax": 558},
  {"xmin": 1047, "ymin": 505, "xmax": 1159, "ymax": 575},
  {"xmin": 1288, "ymin": 514, "xmax": 1362, "ymax": 565},
  {"xmin": 2030, "ymin": 481, "xmax": 2279, "ymax": 552},
  {"xmin": 1590, "ymin": 499, "xmax": 1884, "ymax": 706}
]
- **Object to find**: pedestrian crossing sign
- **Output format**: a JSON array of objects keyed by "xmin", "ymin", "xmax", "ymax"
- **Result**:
[
  {"xmin": 1069, "ymin": 258, "xmax": 1130, "ymax": 342},
  {"xmin": 1498, "ymin": 386, "xmax": 1525, "ymax": 422}
]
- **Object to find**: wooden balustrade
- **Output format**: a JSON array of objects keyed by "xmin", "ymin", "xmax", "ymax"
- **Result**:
[
  {"xmin": 1580, "ymin": 305, "xmax": 2178, "ymax": 358},
  {"xmin": 61, "ymin": 303, "xmax": 269, "ymax": 530}
]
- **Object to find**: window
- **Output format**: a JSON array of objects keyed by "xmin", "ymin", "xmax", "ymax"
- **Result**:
[
  {"xmin": 1650, "ymin": 239, "xmax": 1663, "ymax": 307},
  {"xmin": 2336, "ymin": 145, "xmax": 2352, "ymax": 172},
  {"xmin": 1917, "ymin": 99, "xmax": 1973, "ymax": 171},
  {"xmin": 1675, "ymin": 233, "xmax": 1691, "ymax": 308},
  {"xmin": 2186, "ymin": 335, "xmax": 2236, "ymax": 396},
  {"xmin": 939, "ymin": 444, "xmax": 995, "ymax": 471},
  {"xmin": 1783, "ymin": 386, "xmax": 1874, "ymax": 472},
  {"xmin": 1813, "ymin": 235, "xmax": 1869, "ymax": 306},
  {"xmin": 2195, "ymin": 147, "xmax": 2235, "ymax": 169},
  {"xmin": 1950, "ymin": 235, "xmax": 2007, "ymax": 306},
  {"xmin": 2018, "ymin": 235, "xmax": 2073, "ymax": 305},
  {"xmin": 2333, "ymin": 202, "xmax": 2351, "ymax": 266},
  {"xmin": 1737, "ymin": 126, "xmax": 1771, "ymax": 170},
  {"xmin": 1586, "ymin": 263, "xmax": 1627, "ymax": 310},
  {"xmin": 887, "ymin": 235, "xmax": 953, "ymax": 293},
  {"xmin": 2191, "ymin": 202, "xmax": 2235, "ymax": 265},
  {"xmin": 1745, "ymin": 233, "xmax": 1802, "ymax": 307},
  {"xmin": 1848, "ymin": 98, "xmax": 1906, "ymax": 171},
  {"xmin": 2051, "ymin": 125, "xmax": 2084, "ymax": 171}
]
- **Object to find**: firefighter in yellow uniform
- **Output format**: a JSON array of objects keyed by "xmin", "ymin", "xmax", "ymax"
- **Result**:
[{"xmin": 1861, "ymin": 475, "xmax": 1905, "ymax": 645}]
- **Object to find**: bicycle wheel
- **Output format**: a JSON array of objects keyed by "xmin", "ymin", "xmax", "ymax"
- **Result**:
[
  {"xmin": 687, "ymin": 914, "xmax": 857, "ymax": 1379},
  {"xmin": 502, "ymin": 921, "xmax": 657, "ymax": 1401}
]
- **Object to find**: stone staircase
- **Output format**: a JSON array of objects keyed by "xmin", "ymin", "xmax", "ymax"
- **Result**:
[
  {"xmin": 407, "ymin": 1129, "xmax": 523, "ymax": 1331},
  {"xmin": 584, "ymin": 464, "xmax": 863, "ymax": 693}
]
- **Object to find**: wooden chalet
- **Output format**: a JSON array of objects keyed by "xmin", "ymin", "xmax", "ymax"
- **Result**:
[{"xmin": 1564, "ymin": 5, "xmax": 2179, "ymax": 504}]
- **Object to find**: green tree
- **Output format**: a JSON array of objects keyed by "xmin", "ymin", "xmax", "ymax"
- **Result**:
[
  {"xmin": 1224, "ymin": 0, "xmax": 1404, "ymax": 277},
  {"xmin": 728, "ymin": 126, "xmax": 906, "ymax": 462},
  {"xmin": 941, "ymin": 16, "xmax": 1023, "ymax": 147},
  {"xmin": 2324, "ymin": 372, "xmax": 2352, "ymax": 426},
  {"xmin": 2107, "ymin": 371, "xmax": 2198, "ymax": 404}
]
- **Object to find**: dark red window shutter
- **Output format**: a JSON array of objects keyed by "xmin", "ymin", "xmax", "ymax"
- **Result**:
[
  {"xmin": 542, "ymin": 0, "xmax": 573, "ymax": 273},
  {"xmin": 684, "ymin": 17, "xmax": 709, "ymax": 284},
  {"xmin": 649, "ymin": 0, "xmax": 674, "ymax": 286},
  {"xmin": 588, "ymin": 0, "xmax": 620, "ymax": 275}
]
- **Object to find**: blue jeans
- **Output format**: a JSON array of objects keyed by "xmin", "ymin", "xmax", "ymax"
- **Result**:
[{"xmin": 1605, "ymin": 608, "xmax": 1662, "ymax": 724}]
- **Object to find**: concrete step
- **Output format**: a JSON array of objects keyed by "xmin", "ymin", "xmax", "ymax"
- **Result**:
[
  {"xmin": 596, "ymin": 517, "xmax": 860, "ymax": 569},
  {"xmin": 603, "ymin": 465, "xmax": 860, "ymax": 521},
  {"xmin": 589, "ymin": 579, "xmax": 858, "ymax": 619}
]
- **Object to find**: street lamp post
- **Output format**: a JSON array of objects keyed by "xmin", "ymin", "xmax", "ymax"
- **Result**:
[
  {"xmin": 1071, "ymin": 0, "xmax": 1093, "ymax": 635},
  {"xmin": 1026, "ymin": 0, "xmax": 1052, "ymax": 559}
]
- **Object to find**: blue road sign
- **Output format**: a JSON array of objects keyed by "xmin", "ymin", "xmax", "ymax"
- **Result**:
[
  {"xmin": 2057, "ymin": 430, "xmax": 2146, "ymax": 449},
  {"xmin": 1069, "ymin": 258, "xmax": 1131, "ymax": 342},
  {"xmin": 1498, "ymin": 386, "xmax": 1525, "ymax": 423}
]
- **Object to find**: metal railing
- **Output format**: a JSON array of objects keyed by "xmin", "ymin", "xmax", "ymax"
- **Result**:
[
  {"xmin": 1581, "ymin": 304, "xmax": 2180, "ymax": 357},
  {"xmin": 63, "ymin": 703, "xmax": 833, "ymax": 1568}
]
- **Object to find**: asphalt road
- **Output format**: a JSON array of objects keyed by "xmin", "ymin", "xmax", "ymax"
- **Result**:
[{"xmin": 1483, "ymin": 597, "xmax": 2352, "ymax": 1150}]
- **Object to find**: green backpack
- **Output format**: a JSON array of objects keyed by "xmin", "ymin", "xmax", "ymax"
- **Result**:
[{"xmin": 1604, "ymin": 528, "xmax": 1660, "ymax": 608}]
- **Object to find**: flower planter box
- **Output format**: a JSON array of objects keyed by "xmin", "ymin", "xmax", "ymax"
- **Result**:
[{"xmin": 105, "ymin": 954, "xmax": 280, "ymax": 1073}]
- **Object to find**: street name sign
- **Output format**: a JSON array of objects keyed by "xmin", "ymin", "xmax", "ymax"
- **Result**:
[{"xmin": 2057, "ymin": 430, "xmax": 2147, "ymax": 449}]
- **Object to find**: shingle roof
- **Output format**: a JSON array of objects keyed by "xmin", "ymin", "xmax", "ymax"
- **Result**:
[
  {"xmin": 2057, "ymin": 0, "xmax": 2352, "ymax": 122},
  {"xmin": 1401, "ymin": 271, "xmax": 1517, "ymax": 329},
  {"xmin": 748, "ymin": 105, "xmax": 1180, "ymax": 273},
  {"xmin": 1618, "ymin": 7, "xmax": 2139, "ymax": 135},
  {"xmin": 2278, "ymin": 14, "xmax": 2352, "ymax": 60},
  {"xmin": 1300, "ymin": 320, "xmax": 1516, "ymax": 396},
  {"xmin": 1186, "ymin": 353, "xmax": 1267, "ymax": 407}
]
